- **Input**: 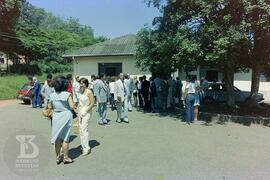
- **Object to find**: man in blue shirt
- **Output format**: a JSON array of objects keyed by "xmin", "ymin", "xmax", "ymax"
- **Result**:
[{"xmin": 32, "ymin": 76, "xmax": 42, "ymax": 108}]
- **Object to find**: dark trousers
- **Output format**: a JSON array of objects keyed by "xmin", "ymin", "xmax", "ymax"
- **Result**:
[
  {"xmin": 142, "ymin": 93, "xmax": 150, "ymax": 111},
  {"xmin": 185, "ymin": 94, "xmax": 195, "ymax": 123},
  {"xmin": 133, "ymin": 92, "xmax": 138, "ymax": 107},
  {"xmin": 138, "ymin": 90, "xmax": 143, "ymax": 108},
  {"xmin": 110, "ymin": 93, "xmax": 115, "ymax": 110},
  {"xmin": 150, "ymin": 95, "xmax": 156, "ymax": 112}
]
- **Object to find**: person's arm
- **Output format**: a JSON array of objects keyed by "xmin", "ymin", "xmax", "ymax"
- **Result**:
[
  {"xmin": 33, "ymin": 82, "xmax": 38, "ymax": 93},
  {"xmin": 68, "ymin": 95, "xmax": 76, "ymax": 110},
  {"xmin": 47, "ymin": 100, "xmax": 53, "ymax": 109},
  {"xmin": 41, "ymin": 84, "xmax": 46, "ymax": 98},
  {"xmin": 114, "ymin": 82, "xmax": 120, "ymax": 102},
  {"xmin": 84, "ymin": 90, "xmax": 94, "ymax": 113},
  {"xmin": 183, "ymin": 82, "xmax": 189, "ymax": 101}
]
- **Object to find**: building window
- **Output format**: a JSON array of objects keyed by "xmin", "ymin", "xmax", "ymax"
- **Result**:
[
  {"xmin": 98, "ymin": 63, "xmax": 122, "ymax": 77},
  {"xmin": 0, "ymin": 58, "xmax": 4, "ymax": 64}
]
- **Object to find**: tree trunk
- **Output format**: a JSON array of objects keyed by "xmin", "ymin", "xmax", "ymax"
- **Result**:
[
  {"xmin": 249, "ymin": 4, "xmax": 262, "ymax": 107},
  {"xmin": 223, "ymin": 67, "xmax": 235, "ymax": 108},
  {"xmin": 249, "ymin": 65, "xmax": 261, "ymax": 106},
  {"xmin": 6, "ymin": 53, "xmax": 9, "ymax": 73}
]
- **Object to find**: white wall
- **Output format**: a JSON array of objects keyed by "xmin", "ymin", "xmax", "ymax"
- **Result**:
[
  {"xmin": 73, "ymin": 55, "xmax": 150, "ymax": 81},
  {"xmin": 177, "ymin": 67, "xmax": 270, "ymax": 101}
]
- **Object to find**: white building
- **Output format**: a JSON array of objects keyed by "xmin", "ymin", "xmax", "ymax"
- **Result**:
[
  {"xmin": 63, "ymin": 34, "xmax": 150, "ymax": 80},
  {"xmin": 177, "ymin": 66, "xmax": 270, "ymax": 101},
  {"xmin": 64, "ymin": 34, "xmax": 270, "ymax": 101}
]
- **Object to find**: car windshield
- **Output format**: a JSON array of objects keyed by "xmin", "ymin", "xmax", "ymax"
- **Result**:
[
  {"xmin": 20, "ymin": 84, "xmax": 31, "ymax": 90},
  {"xmin": 233, "ymin": 86, "xmax": 241, "ymax": 92}
]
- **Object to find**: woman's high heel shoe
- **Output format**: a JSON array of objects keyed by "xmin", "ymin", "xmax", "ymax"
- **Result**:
[{"xmin": 63, "ymin": 158, "xmax": 74, "ymax": 164}]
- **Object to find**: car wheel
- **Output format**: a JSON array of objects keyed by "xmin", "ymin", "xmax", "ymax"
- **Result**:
[
  {"xmin": 203, "ymin": 97, "xmax": 214, "ymax": 104},
  {"xmin": 244, "ymin": 97, "xmax": 251, "ymax": 104},
  {"xmin": 23, "ymin": 100, "xmax": 31, "ymax": 104}
]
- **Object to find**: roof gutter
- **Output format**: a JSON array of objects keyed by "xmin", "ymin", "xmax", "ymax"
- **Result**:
[{"xmin": 63, "ymin": 53, "xmax": 135, "ymax": 58}]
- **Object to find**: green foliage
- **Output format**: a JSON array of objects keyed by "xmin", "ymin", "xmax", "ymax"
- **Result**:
[
  {"xmin": 140, "ymin": 0, "xmax": 270, "ymax": 73},
  {"xmin": 9, "ymin": 64, "xmax": 41, "ymax": 75},
  {"xmin": 136, "ymin": 16, "xmax": 203, "ymax": 74},
  {"xmin": 33, "ymin": 60, "xmax": 72, "ymax": 74},
  {"xmin": 0, "ymin": 74, "xmax": 46, "ymax": 99},
  {"xmin": 139, "ymin": 0, "xmax": 270, "ymax": 106},
  {"xmin": 12, "ymin": 0, "xmax": 107, "ymax": 74}
]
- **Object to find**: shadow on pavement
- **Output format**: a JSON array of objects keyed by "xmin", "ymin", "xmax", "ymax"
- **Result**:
[
  {"xmin": 69, "ymin": 140, "xmax": 100, "ymax": 160},
  {"xmin": 69, "ymin": 135, "xmax": 77, "ymax": 143},
  {"xmin": 89, "ymin": 140, "xmax": 100, "ymax": 149}
]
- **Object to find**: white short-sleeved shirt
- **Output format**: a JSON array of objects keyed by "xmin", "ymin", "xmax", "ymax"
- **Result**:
[
  {"xmin": 137, "ymin": 81, "xmax": 142, "ymax": 90},
  {"xmin": 186, "ymin": 81, "xmax": 199, "ymax": 94},
  {"xmin": 72, "ymin": 81, "xmax": 80, "ymax": 94},
  {"xmin": 109, "ymin": 82, "xmax": 115, "ymax": 94}
]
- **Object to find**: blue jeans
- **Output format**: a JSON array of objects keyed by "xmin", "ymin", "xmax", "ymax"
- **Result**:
[
  {"xmin": 32, "ymin": 94, "xmax": 42, "ymax": 108},
  {"xmin": 185, "ymin": 94, "xmax": 195, "ymax": 123}
]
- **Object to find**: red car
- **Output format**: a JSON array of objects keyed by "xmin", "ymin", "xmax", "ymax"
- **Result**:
[{"xmin": 17, "ymin": 83, "xmax": 44, "ymax": 104}]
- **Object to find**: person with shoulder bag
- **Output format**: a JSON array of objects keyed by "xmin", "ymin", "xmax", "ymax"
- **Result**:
[{"xmin": 47, "ymin": 75, "xmax": 76, "ymax": 164}]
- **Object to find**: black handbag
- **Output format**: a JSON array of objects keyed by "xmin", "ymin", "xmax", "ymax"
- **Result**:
[{"xmin": 71, "ymin": 109, "xmax": 77, "ymax": 119}]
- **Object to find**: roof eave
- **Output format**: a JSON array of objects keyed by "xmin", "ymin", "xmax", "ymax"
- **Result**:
[{"xmin": 63, "ymin": 53, "xmax": 135, "ymax": 58}]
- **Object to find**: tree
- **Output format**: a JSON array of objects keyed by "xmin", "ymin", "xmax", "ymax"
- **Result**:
[
  {"xmin": 15, "ymin": 0, "xmax": 107, "ymax": 74},
  {"xmin": 139, "ymin": 0, "xmax": 269, "ymax": 107},
  {"xmin": 243, "ymin": 0, "xmax": 270, "ymax": 106},
  {"xmin": 0, "ymin": 0, "xmax": 21, "ymax": 33}
]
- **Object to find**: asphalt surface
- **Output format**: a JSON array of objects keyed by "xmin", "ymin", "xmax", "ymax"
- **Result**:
[{"xmin": 0, "ymin": 100, "xmax": 270, "ymax": 180}]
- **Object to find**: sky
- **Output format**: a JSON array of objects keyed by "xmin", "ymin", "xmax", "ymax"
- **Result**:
[{"xmin": 27, "ymin": 0, "xmax": 160, "ymax": 38}]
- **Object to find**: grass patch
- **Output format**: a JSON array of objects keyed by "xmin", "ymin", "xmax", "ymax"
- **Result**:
[
  {"xmin": 0, "ymin": 73, "xmax": 72, "ymax": 100},
  {"xmin": 0, "ymin": 75, "xmax": 46, "ymax": 100}
]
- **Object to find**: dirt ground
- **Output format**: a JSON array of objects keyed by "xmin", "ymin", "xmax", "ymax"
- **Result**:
[
  {"xmin": 0, "ymin": 100, "xmax": 270, "ymax": 180},
  {"xmin": 0, "ymin": 99, "xmax": 18, "ymax": 107}
]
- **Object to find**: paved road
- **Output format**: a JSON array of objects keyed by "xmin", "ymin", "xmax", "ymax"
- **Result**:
[{"xmin": 0, "ymin": 100, "xmax": 270, "ymax": 180}]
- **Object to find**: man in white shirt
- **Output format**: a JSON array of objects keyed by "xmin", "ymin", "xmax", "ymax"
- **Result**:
[
  {"xmin": 124, "ymin": 74, "xmax": 132, "ymax": 112},
  {"xmin": 114, "ymin": 73, "xmax": 128, "ymax": 123},
  {"xmin": 131, "ymin": 76, "xmax": 138, "ymax": 107},
  {"xmin": 109, "ymin": 77, "xmax": 116, "ymax": 110},
  {"xmin": 72, "ymin": 75, "xmax": 80, "ymax": 104},
  {"xmin": 41, "ymin": 76, "xmax": 54, "ymax": 107}
]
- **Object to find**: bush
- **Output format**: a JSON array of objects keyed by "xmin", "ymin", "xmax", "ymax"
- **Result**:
[
  {"xmin": 34, "ymin": 60, "xmax": 72, "ymax": 74},
  {"xmin": 9, "ymin": 64, "xmax": 41, "ymax": 75}
]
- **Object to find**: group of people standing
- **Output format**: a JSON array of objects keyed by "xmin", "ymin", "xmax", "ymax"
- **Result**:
[
  {"xmin": 41, "ymin": 75, "xmax": 94, "ymax": 164},
  {"xmin": 39, "ymin": 72, "xmax": 133, "ymax": 164},
  {"xmin": 117, "ymin": 75, "xmax": 184, "ymax": 113},
  {"xmin": 91, "ymin": 73, "xmax": 205, "ymax": 125},
  {"xmin": 30, "ymin": 72, "xmax": 208, "ymax": 165}
]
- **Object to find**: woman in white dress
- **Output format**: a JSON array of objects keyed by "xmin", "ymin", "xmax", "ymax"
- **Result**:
[{"xmin": 77, "ymin": 78, "xmax": 94, "ymax": 156}]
